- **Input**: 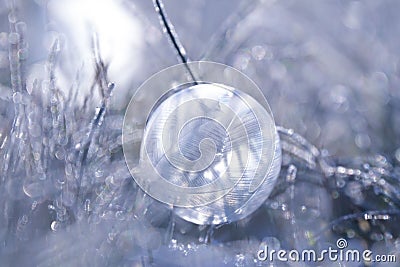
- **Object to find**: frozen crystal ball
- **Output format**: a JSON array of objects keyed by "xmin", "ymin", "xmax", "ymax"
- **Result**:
[{"xmin": 123, "ymin": 62, "xmax": 281, "ymax": 224}]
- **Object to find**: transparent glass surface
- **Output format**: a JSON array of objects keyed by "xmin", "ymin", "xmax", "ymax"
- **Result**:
[{"xmin": 0, "ymin": 0, "xmax": 399, "ymax": 266}]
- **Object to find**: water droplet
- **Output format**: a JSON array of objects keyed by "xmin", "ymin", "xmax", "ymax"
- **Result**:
[
  {"xmin": 84, "ymin": 199, "xmax": 91, "ymax": 212},
  {"xmin": 75, "ymin": 143, "xmax": 82, "ymax": 150},
  {"xmin": 355, "ymin": 133, "xmax": 371, "ymax": 149},
  {"xmin": 251, "ymin": 45, "xmax": 266, "ymax": 60},
  {"xmin": 169, "ymin": 239, "xmax": 178, "ymax": 250},
  {"xmin": 55, "ymin": 148, "xmax": 65, "ymax": 160},
  {"xmin": 17, "ymin": 48, "xmax": 28, "ymax": 60},
  {"xmin": 233, "ymin": 53, "xmax": 250, "ymax": 70},
  {"xmin": 347, "ymin": 229, "xmax": 355, "ymax": 238},
  {"xmin": 115, "ymin": 211, "xmax": 125, "ymax": 220},
  {"xmin": 12, "ymin": 92, "xmax": 22, "ymax": 104},
  {"xmin": 286, "ymin": 164, "xmax": 297, "ymax": 182},
  {"xmin": 336, "ymin": 178, "xmax": 346, "ymax": 188},
  {"xmin": 31, "ymin": 201, "xmax": 38, "ymax": 210},
  {"xmin": 20, "ymin": 215, "xmax": 28, "ymax": 225},
  {"xmin": 23, "ymin": 181, "xmax": 43, "ymax": 198},
  {"xmin": 234, "ymin": 254, "xmax": 245, "ymax": 267},
  {"xmin": 107, "ymin": 231, "xmax": 117, "ymax": 242},
  {"xmin": 56, "ymin": 207, "xmax": 67, "ymax": 222},
  {"xmin": 395, "ymin": 148, "xmax": 400, "ymax": 163},
  {"xmin": 358, "ymin": 220, "xmax": 370, "ymax": 232},
  {"xmin": 57, "ymin": 135, "xmax": 68, "ymax": 146},
  {"xmin": 95, "ymin": 169, "xmax": 103, "ymax": 178},
  {"xmin": 384, "ymin": 232, "xmax": 393, "ymax": 240},
  {"xmin": 51, "ymin": 221, "xmax": 59, "ymax": 231},
  {"xmin": 270, "ymin": 201, "xmax": 279, "ymax": 209}
]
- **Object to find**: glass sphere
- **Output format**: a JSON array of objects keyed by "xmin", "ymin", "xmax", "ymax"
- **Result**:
[{"xmin": 123, "ymin": 62, "xmax": 281, "ymax": 224}]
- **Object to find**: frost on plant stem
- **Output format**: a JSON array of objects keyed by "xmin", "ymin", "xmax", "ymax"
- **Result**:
[{"xmin": 0, "ymin": 0, "xmax": 399, "ymax": 266}]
